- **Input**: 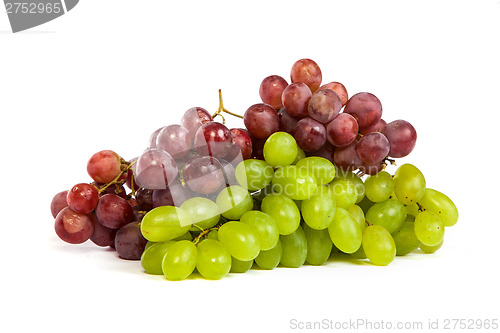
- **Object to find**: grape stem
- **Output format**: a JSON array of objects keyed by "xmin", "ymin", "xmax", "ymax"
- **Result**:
[
  {"xmin": 96, "ymin": 160, "xmax": 136, "ymax": 195},
  {"xmin": 212, "ymin": 89, "xmax": 243, "ymax": 124}
]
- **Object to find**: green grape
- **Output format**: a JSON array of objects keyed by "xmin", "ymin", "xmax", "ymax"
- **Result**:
[
  {"xmin": 330, "ymin": 179, "xmax": 357, "ymax": 209},
  {"xmin": 405, "ymin": 215, "xmax": 415, "ymax": 222},
  {"xmin": 235, "ymin": 159, "xmax": 274, "ymax": 191},
  {"xmin": 261, "ymin": 193, "xmax": 301, "ymax": 235},
  {"xmin": 420, "ymin": 240, "xmax": 443, "ymax": 254},
  {"xmin": 365, "ymin": 199, "xmax": 406, "ymax": 234},
  {"xmin": 328, "ymin": 207, "xmax": 362, "ymax": 253},
  {"xmin": 358, "ymin": 196, "xmax": 375, "ymax": 215},
  {"xmin": 293, "ymin": 199, "xmax": 302, "ymax": 211},
  {"xmin": 362, "ymin": 225, "xmax": 396, "ymax": 266},
  {"xmin": 418, "ymin": 188, "xmax": 458, "ymax": 227},
  {"xmin": 406, "ymin": 202, "xmax": 420, "ymax": 218},
  {"xmin": 272, "ymin": 165, "xmax": 318, "ymax": 200},
  {"xmin": 240, "ymin": 211, "xmax": 279, "ymax": 251},
  {"xmin": 141, "ymin": 241, "xmax": 175, "ymax": 275},
  {"xmin": 216, "ymin": 185, "xmax": 254, "ymax": 220},
  {"xmin": 230, "ymin": 257, "xmax": 253, "ymax": 273},
  {"xmin": 162, "ymin": 240, "xmax": 197, "ymax": 281},
  {"xmin": 347, "ymin": 205, "xmax": 366, "ymax": 232},
  {"xmin": 394, "ymin": 164, "xmax": 426, "ymax": 205},
  {"xmin": 293, "ymin": 147, "xmax": 306, "ymax": 164},
  {"xmin": 414, "ymin": 211, "xmax": 445, "ymax": 246},
  {"xmin": 144, "ymin": 241, "xmax": 156, "ymax": 250},
  {"xmin": 196, "ymin": 239, "xmax": 231, "ymax": 280},
  {"xmin": 280, "ymin": 226, "xmax": 307, "ymax": 268},
  {"xmin": 141, "ymin": 206, "xmax": 191, "ymax": 242},
  {"xmin": 364, "ymin": 171, "xmax": 395, "ymax": 202},
  {"xmin": 301, "ymin": 186, "xmax": 336, "ymax": 230},
  {"xmin": 263, "ymin": 131, "xmax": 298, "ymax": 167},
  {"xmin": 392, "ymin": 222, "xmax": 421, "ymax": 256},
  {"xmin": 218, "ymin": 221, "xmax": 261, "ymax": 261},
  {"xmin": 303, "ymin": 223, "xmax": 333, "ymax": 265},
  {"xmin": 350, "ymin": 244, "xmax": 367, "ymax": 259},
  {"xmin": 295, "ymin": 156, "xmax": 336, "ymax": 185},
  {"xmin": 335, "ymin": 168, "xmax": 366, "ymax": 203},
  {"xmin": 207, "ymin": 229, "xmax": 218, "ymax": 240},
  {"xmin": 255, "ymin": 240, "xmax": 282, "ymax": 270},
  {"xmin": 180, "ymin": 197, "xmax": 220, "ymax": 232}
]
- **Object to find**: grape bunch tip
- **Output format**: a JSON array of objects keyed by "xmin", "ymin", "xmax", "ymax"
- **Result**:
[{"xmin": 51, "ymin": 58, "xmax": 458, "ymax": 280}]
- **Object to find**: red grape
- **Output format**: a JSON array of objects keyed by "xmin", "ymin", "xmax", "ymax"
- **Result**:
[
  {"xmin": 290, "ymin": 58, "xmax": 322, "ymax": 93},
  {"xmin": 259, "ymin": 75, "xmax": 288, "ymax": 109},
  {"xmin": 334, "ymin": 141, "xmax": 363, "ymax": 171},
  {"xmin": 380, "ymin": 120, "xmax": 417, "ymax": 158},
  {"xmin": 156, "ymin": 124, "xmax": 192, "ymax": 159},
  {"xmin": 225, "ymin": 128, "xmax": 252, "ymax": 161},
  {"xmin": 281, "ymin": 82, "xmax": 312, "ymax": 119},
  {"xmin": 67, "ymin": 183, "xmax": 99, "ymax": 214},
  {"xmin": 360, "ymin": 118, "xmax": 387, "ymax": 135},
  {"xmin": 243, "ymin": 103, "xmax": 279, "ymax": 139},
  {"xmin": 326, "ymin": 113, "xmax": 359, "ymax": 147},
  {"xmin": 356, "ymin": 132, "xmax": 390, "ymax": 164},
  {"xmin": 318, "ymin": 82, "xmax": 349, "ymax": 106},
  {"xmin": 89, "ymin": 214, "xmax": 117, "ymax": 247},
  {"xmin": 306, "ymin": 141, "xmax": 335, "ymax": 161},
  {"xmin": 135, "ymin": 188, "xmax": 154, "ymax": 211},
  {"xmin": 308, "ymin": 89, "xmax": 342, "ymax": 124},
  {"xmin": 114, "ymin": 222, "xmax": 147, "ymax": 260},
  {"xmin": 149, "ymin": 127, "xmax": 162, "ymax": 149},
  {"xmin": 95, "ymin": 194, "xmax": 134, "ymax": 229},
  {"xmin": 194, "ymin": 122, "xmax": 233, "ymax": 159},
  {"xmin": 135, "ymin": 149, "xmax": 178, "ymax": 189},
  {"xmin": 181, "ymin": 107, "xmax": 213, "ymax": 138},
  {"xmin": 278, "ymin": 108, "xmax": 299, "ymax": 135},
  {"xmin": 344, "ymin": 92, "xmax": 383, "ymax": 130},
  {"xmin": 87, "ymin": 150, "xmax": 123, "ymax": 184},
  {"xmin": 152, "ymin": 180, "xmax": 190, "ymax": 208},
  {"xmin": 54, "ymin": 207, "xmax": 95, "ymax": 244},
  {"xmin": 294, "ymin": 117, "xmax": 327, "ymax": 152},
  {"xmin": 184, "ymin": 156, "xmax": 223, "ymax": 194},
  {"xmin": 358, "ymin": 162, "xmax": 384, "ymax": 176},
  {"xmin": 50, "ymin": 190, "xmax": 69, "ymax": 218}
]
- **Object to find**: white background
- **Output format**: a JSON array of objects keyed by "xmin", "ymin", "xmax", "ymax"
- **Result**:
[{"xmin": 1, "ymin": 1, "xmax": 499, "ymax": 332}]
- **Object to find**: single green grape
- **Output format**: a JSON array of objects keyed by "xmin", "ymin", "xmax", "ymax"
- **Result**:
[
  {"xmin": 365, "ymin": 199, "xmax": 407, "ymax": 234},
  {"xmin": 218, "ymin": 221, "xmax": 261, "ymax": 261},
  {"xmin": 141, "ymin": 241, "xmax": 175, "ymax": 275},
  {"xmin": 362, "ymin": 225, "xmax": 396, "ymax": 266},
  {"xmin": 207, "ymin": 229, "xmax": 218, "ymax": 240},
  {"xmin": 216, "ymin": 185, "xmax": 254, "ymax": 220},
  {"xmin": 239, "ymin": 210, "xmax": 279, "ymax": 251},
  {"xmin": 364, "ymin": 171, "xmax": 395, "ymax": 202},
  {"xmin": 358, "ymin": 196, "xmax": 375, "ymax": 215},
  {"xmin": 406, "ymin": 202, "xmax": 420, "ymax": 218},
  {"xmin": 392, "ymin": 222, "xmax": 421, "ymax": 256},
  {"xmin": 420, "ymin": 240, "xmax": 443, "ymax": 254},
  {"xmin": 414, "ymin": 211, "xmax": 445, "ymax": 246},
  {"xmin": 261, "ymin": 193, "xmax": 301, "ymax": 235},
  {"xmin": 293, "ymin": 147, "xmax": 306, "ymax": 165},
  {"xmin": 295, "ymin": 156, "xmax": 336, "ymax": 185},
  {"xmin": 230, "ymin": 257, "xmax": 253, "ymax": 273},
  {"xmin": 180, "ymin": 197, "xmax": 220, "ymax": 232},
  {"xmin": 335, "ymin": 169, "xmax": 366, "ymax": 203},
  {"xmin": 141, "ymin": 206, "xmax": 191, "ymax": 242},
  {"xmin": 303, "ymin": 223, "xmax": 333, "ymax": 265},
  {"xmin": 280, "ymin": 225, "xmax": 307, "ymax": 268},
  {"xmin": 393, "ymin": 164, "xmax": 426, "ymax": 205},
  {"xmin": 350, "ymin": 244, "xmax": 367, "ymax": 259},
  {"xmin": 255, "ymin": 240, "xmax": 282, "ymax": 270},
  {"xmin": 196, "ymin": 239, "xmax": 231, "ymax": 280},
  {"xmin": 328, "ymin": 207, "xmax": 362, "ymax": 254},
  {"xmin": 162, "ymin": 240, "xmax": 197, "ymax": 281},
  {"xmin": 418, "ymin": 188, "xmax": 458, "ymax": 227},
  {"xmin": 272, "ymin": 165, "xmax": 318, "ymax": 200},
  {"xmin": 347, "ymin": 205, "xmax": 366, "ymax": 232},
  {"xmin": 263, "ymin": 131, "xmax": 298, "ymax": 167},
  {"xmin": 329, "ymin": 179, "xmax": 357, "ymax": 209},
  {"xmin": 234, "ymin": 159, "xmax": 274, "ymax": 191},
  {"xmin": 301, "ymin": 186, "xmax": 336, "ymax": 230}
]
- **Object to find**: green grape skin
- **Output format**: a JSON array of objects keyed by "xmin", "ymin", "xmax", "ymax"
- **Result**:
[
  {"xmin": 406, "ymin": 202, "xmax": 420, "ymax": 218},
  {"xmin": 216, "ymin": 185, "xmax": 254, "ymax": 220},
  {"xmin": 255, "ymin": 240, "xmax": 282, "ymax": 270},
  {"xmin": 365, "ymin": 199, "xmax": 407, "ymax": 234},
  {"xmin": 295, "ymin": 156, "xmax": 336, "ymax": 185},
  {"xmin": 207, "ymin": 229, "xmax": 218, "ymax": 240},
  {"xmin": 239, "ymin": 211, "xmax": 279, "ymax": 251},
  {"xmin": 420, "ymin": 240, "xmax": 443, "ymax": 254},
  {"xmin": 350, "ymin": 244, "xmax": 367, "ymax": 259},
  {"xmin": 218, "ymin": 221, "xmax": 261, "ymax": 261},
  {"xmin": 330, "ymin": 179, "xmax": 357, "ymax": 209},
  {"xmin": 364, "ymin": 171, "xmax": 395, "ymax": 202},
  {"xmin": 235, "ymin": 159, "xmax": 274, "ymax": 191},
  {"xmin": 362, "ymin": 225, "xmax": 396, "ymax": 266},
  {"xmin": 162, "ymin": 240, "xmax": 197, "ymax": 281},
  {"xmin": 392, "ymin": 222, "xmax": 421, "ymax": 256},
  {"xmin": 196, "ymin": 239, "xmax": 231, "ymax": 280},
  {"xmin": 293, "ymin": 147, "xmax": 306, "ymax": 165},
  {"xmin": 405, "ymin": 215, "xmax": 415, "ymax": 222},
  {"xmin": 261, "ymin": 193, "xmax": 301, "ymax": 235},
  {"xmin": 347, "ymin": 205, "xmax": 366, "ymax": 232},
  {"xmin": 303, "ymin": 223, "xmax": 333, "ymax": 265},
  {"xmin": 230, "ymin": 257, "xmax": 253, "ymax": 273},
  {"xmin": 180, "ymin": 197, "xmax": 220, "ymax": 232},
  {"xmin": 418, "ymin": 189, "xmax": 458, "ymax": 227},
  {"xmin": 301, "ymin": 186, "xmax": 336, "ymax": 230},
  {"xmin": 272, "ymin": 165, "xmax": 318, "ymax": 200},
  {"xmin": 141, "ymin": 241, "xmax": 175, "ymax": 275},
  {"xmin": 393, "ymin": 164, "xmax": 426, "ymax": 205},
  {"xmin": 328, "ymin": 207, "xmax": 362, "ymax": 254},
  {"xmin": 141, "ymin": 206, "xmax": 191, "ymax": 242},
  {"xmin": 263, "ymin": 131, "xmax": 298, "ymax": 167},
  {"xmin": 358, "ymin": 196, "xmax": 375, "ymax": 215},
  {"xmin": 414, "ymin": 211, "xmax": 445, "ymax": 246},
  {"xmin": 280, "ymin": 226, "xmax": 307, "ymax": 268},
  {"xmin": 335, "ymin": 168, "xmax": 366, "ymax": 203}
]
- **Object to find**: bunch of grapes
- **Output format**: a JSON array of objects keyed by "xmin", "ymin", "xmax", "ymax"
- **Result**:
[{"xmin": 50, "ymin": 58, "xmax": 458, "ymax": 280}]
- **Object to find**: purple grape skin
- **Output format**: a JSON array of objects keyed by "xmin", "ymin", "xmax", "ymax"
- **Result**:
[
  {"xmin": 326, "ymin": 113, "xmax": 359, "ymax": 147},
  {"xmin": 90, "ymin": 214, "xmax": 117, "ymax": 247},
  {"xmin": 54, "ymin": 207, "xmax": 95, "ymax": 244},
  {"xmin": 135, "ymin": 149, "xmax": 178, "ymax": 190},
  {"xmin": 278, "ymin": 107, "xmax": 299, "ymax": 135},
  {"xmin": 356, "ymin": 132, "xmax": 390, "ymax": 165},
  {"xmin": 306, "ymin": 141, "xmax": 335, "ymax": 162},
  {"xmin": 259, "ymin": 75, "xmax": 288, "ymax": 109},
  {"xmin": 51, "ymin": 190, "xmax": 69, "ymax": 218},
  {"xmin": 114, "ymin": 223, "xmax": 148, "ymax": 260},
  {"xmin": 318, "ymin": 82, "xmax": 349, "ymax": 106},
  {"xmin": 135, "ymin": 188, "xmax": 154, "ymax": 211},
  {"xmin": 360, "ymin": 118, "xmax": 386, "ymax": 135},
  {"xmin": 308, "ymin": 89, "xmax": 342, "ymax": 124},
  {"xmin": 224, "ymin": 128, "xmax": 252, "ymax": 162},
  {"xmin": 334, "ymin": 141, "xmax": 363, "ymax": 172},
  {"xmin": 344, "ymin": 92, "xmax": 383, "ymax": 130},
  {"xmin": 151, "ymin": 180, "xmax": 190, "ymax": 208},
  {"xmin": 183, "ymin": 156, "xmax": 224, "ymax": 195},
  {"xmin": 95, "ymin": 194, "xmax": 134, "ymax": 229},
  {"xmin": 149, "ymin": 127, "xmax": 163, "ymax": 149},
  {"xmin": 243, "ymin": 103, "xmax": 279, "ymax": 140},
  {"xmin": 194, "ymin": 122, "xmax": 233, "ymax": 159},
  {"xmin": 380, "ymin": 120, "xmax": 417, "ymax": 158},
  {"xmin": 156, "ymin": 124, "xmax": 192, "ymax": 159},
  {"xmin": 181, "ymin": 107, "xmax": 213, "ymax": 138},
  {"xmin": 290, "ymin": 58, "xmax": 322, "ymax": 93},
  {"xmin": 281, "ymin": 82, "xmax": 312, "ymax": 119},
  {"xmin": 294, "ymin": 117, "xmax": 327, "ymax": 152}
]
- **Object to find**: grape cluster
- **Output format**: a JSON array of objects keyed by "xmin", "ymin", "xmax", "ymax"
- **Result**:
[{"xmin": 51, "ymin": 58, "xmax": 458, "ymax": 280}]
